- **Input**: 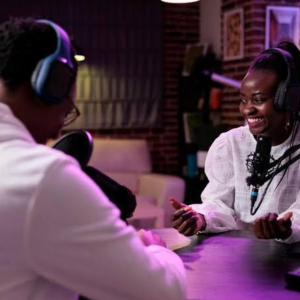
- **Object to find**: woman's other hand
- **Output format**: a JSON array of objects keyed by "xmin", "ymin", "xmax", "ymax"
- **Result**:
[{"xmin": 253, "ymin": 212, "xmax": 293, "ymax": 240}]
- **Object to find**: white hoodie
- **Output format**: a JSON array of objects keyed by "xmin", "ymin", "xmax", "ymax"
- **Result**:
[{"xmin": 0, "ymin": 103, "xmax": 186, "ymax": 300}]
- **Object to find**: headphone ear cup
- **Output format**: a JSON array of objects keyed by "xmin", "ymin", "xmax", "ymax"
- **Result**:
[
  {"xmin": 31, "ymin": 20, "xmax": 74, "ymax": 105},
  {"xmin": 274, "ymin": 81, "xmax": 285, "ymax": 111}
]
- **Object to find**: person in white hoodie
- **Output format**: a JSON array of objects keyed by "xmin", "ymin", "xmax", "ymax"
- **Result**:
[{"xmin": 0, "ymin": 17, "xmax": 186, "ymax": 300}]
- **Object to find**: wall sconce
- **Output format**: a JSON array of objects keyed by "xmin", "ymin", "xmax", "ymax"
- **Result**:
[
  {"xmin": 68, "ymin": 2, "xmax": 85, "ymax": 62},
  {"xmin": 71, "ymin": 38, "xmax": 86, "ymax": 62},
  {"xmin": 161, "ymin": 0, "xmax": 199, "ymax": 3},
  {"xmin": 74, "ymin": 43, "xmax": 85, "ymax": 62}
]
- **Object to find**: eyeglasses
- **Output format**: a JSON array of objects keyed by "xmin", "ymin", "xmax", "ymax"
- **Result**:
[{"xmin": 64, "ymin": 98, "xmax": 81, "ymax": 126}]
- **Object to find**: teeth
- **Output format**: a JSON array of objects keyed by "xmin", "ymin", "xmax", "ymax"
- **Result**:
[{"xmin": 248, "ymin": 118, "xmax": 262, "ymax": 123}]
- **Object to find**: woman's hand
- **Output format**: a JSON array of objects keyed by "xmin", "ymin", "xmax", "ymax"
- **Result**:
[
  {"xmin": 169, "ymin": 198, "xmax": 206, "ymax": 236},
  {"xmin": 253, "ymin": 212, "xmax": 293, "ymax": 240}
]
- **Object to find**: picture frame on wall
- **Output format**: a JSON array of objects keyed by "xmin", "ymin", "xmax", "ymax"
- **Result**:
[
  {"xmin": 223, "ymin": 8, "xmax": 244, "ymax": 61},
  {"xmin": 265, "ymin": 6, "xmax": 300, "ymax": 49}
]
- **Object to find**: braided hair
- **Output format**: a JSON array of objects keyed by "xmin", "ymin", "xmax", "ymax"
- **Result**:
[{"xmin": 248, "ymin": 41, "xmax": 300, "ymax": 92}]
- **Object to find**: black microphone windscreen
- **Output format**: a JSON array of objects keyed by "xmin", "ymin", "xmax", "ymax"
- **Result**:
[
  {"xmin": 83, "ymin": 166, "xmax": 137, "ymax": 221},
  {"xmin": 247, "ymin": 135, "xmax": 272, "ymax": 187}
]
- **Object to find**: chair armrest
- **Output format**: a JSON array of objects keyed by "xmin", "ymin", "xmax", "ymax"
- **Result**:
[{"xmin": 138, "ymin": 174, "xmax": 185, "ymax": 227}]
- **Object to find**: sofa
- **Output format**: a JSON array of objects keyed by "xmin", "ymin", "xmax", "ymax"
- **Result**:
[{"xmin": 88, "ymin": 138, "xmax": 186, "ymax": 228}]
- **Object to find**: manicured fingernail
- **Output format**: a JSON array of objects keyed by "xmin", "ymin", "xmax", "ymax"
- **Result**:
[{"xmin": 184, "ymin": 206, "xmax": 192, "ymax": 212}]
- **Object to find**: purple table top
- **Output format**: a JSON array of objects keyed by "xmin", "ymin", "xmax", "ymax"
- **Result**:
[{"xmin": 173, "ymin": 230, "xmax": 300, "ymax": 300}]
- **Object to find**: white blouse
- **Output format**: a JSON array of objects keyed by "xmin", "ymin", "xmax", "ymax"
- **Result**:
[{"xmin": 191, "ymin": 125, "xmax": 300, "ymax": 243}]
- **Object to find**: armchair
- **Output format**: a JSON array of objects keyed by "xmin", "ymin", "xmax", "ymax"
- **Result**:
[{"xmin": 89, "ymin": 138, "xmax": 185, "ymax": 228}]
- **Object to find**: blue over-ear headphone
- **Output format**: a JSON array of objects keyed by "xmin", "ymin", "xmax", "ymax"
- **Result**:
[{"xmin": 31, "ymin": 19, "xmax": 75, "ymax": 105}]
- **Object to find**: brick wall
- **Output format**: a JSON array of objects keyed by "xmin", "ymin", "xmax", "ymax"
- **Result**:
[
  {"xmin": 221, "ymin": 0, "xmax": 300, "ymax": 127},
  {"xmin": 92, "ymin": 2, "xmax": 200, "ymax": 175}
]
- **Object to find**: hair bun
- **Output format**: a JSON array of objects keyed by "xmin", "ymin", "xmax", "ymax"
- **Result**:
[{"xmin": 276, "ymin": 41, "xmax": 300, "ymax": 70}]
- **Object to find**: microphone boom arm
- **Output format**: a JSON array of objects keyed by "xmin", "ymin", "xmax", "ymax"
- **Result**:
[{"xmin": 260, "ymin": 150, "xmax": 300, "ymax": 185}]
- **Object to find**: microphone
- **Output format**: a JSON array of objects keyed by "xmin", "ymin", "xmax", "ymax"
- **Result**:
[
  {"xmin": 83, "ymin": 166, "xmax": 137, "ymax": 222},
  {"xmin": 246, "ymin": 135, "xmax": 272, "ymax": 213}
]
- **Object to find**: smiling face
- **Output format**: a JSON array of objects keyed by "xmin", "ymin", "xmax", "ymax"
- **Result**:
[{"xmin": 239, "ymin": 69, "xmax": 291, "ymax": 145}]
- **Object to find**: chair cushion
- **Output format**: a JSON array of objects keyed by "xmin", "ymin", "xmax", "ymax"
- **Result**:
[
  {"xmin": 135, "ymin": 194, "xmax": 156, "ymax": 205},
  {"xmin": 129, "ymin": 199, "xmax": 164, "ymax": 228},
  {"xmin": 131, "ymin": 201, "xmax": 162, "ymax": 220}
]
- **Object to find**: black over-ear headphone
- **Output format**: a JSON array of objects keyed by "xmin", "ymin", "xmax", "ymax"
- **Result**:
[
  {"xmin": 31, "ymin": 20, "xmax": 75, "ymax": 105},
  {"xmin": 261, "ymin": 47, "xmax": 300, "ymax": 112}
]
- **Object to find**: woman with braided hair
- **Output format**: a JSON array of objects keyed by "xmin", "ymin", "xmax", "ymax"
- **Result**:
[{"xmin": 171, "ymin": 41, "xmax": 300, "ymax": 243}]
